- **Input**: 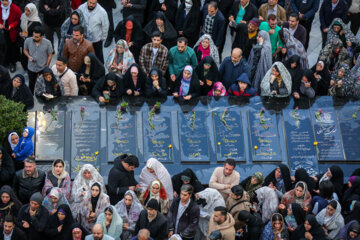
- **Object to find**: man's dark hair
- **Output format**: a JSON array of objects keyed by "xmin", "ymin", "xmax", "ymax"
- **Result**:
[
  {"xmin": 57, "ymin": 56, "xmax": 67, "ymax": 64},
  {"xmin": 180, "ymin": 184, "xmax": 193, "ymax": 195},
  {"xmin": 267, "ymin": 14, "xmax": 277, "ymax": 21},
  {"xmin": 214, "ymin": 206, "xmax": 227, "ymax": 216},
  {"xmin": 24, "ymin": 158, "xmax": 36, "ymax": 164},
  {"xmin": 289, "ymin": 13, "xmax": 299, "ymax": 21},
  {"xmin": 123, "ymin": 155, "xmax": 139, "ymax": 168},
  {"xmin": 177, "ymin": 36, "xmax": 188, "ymax": 45},
  {"xmin": 209, "ymin": 1, "xmax": 218, "ymax": 9},
  {"xmin": 152, "ymin": 30, "xmax": 163, "ymax": 39},
  {"xmin": 73, "ymin": 25, "xmax": 84, "ymax": 34},
  {"xmin": 319, "ymin": 180, "xmax": 334, "ymax": 199},
  {"xmin": 4, "ymin": 215, "xmax": 15, "ymax": 224},
  {"xmin": 33, "ymin": 26, "xmax": 44, "ymax": 36},
  {"xmin": 225, "ymin": 158, "xmax": 236, "ymax": 167}
]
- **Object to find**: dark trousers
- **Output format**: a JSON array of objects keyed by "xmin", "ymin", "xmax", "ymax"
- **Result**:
[
  {"xmin": 93, "ymin": 41, "xmax": 104, "ymax": 63},
  {"xmin": 349, "ymin": 12, "xmax": 360, "ymax": 35},
  {"xmin": 28, "ymin": 69, "xmax": 42, "ymax": 94},
  {"xmin": 300, "ymin": 18, "xmax": 313, "ymax": 50},
  {"xmin": 43, "ymin": 23, "xmax": 61, "ymax": 53},
  {"xmin": 104, "ymin": 6, "xmax": 114, "ymax": 41},
  {"xmin": 321, "ymin": 29, "xmax": 328, "ymax": 48},
  {"xmin": 4, "ymin": 31, "xmax": 18, "ymax": 65}
]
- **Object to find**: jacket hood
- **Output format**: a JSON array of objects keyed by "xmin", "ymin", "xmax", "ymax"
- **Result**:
[
  {"xmin": 215, "ymin": 213, "xmax": 235, "ymax": 231},
  {"xmin": 12, "ymin": 74, "xmax": 25, "ymax": 86},
  {"xmin": 22, "ymin": 127, "xmax": 35, "ymax": 139},
  {"xmin": 236, "ymin": 73, "xmax": 251, "ymax": 86}
]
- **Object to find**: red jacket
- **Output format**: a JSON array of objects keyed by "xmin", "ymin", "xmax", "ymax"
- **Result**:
[{"xmin": 0, "ymin": 3, "xmax": 21, "ymax": 42}]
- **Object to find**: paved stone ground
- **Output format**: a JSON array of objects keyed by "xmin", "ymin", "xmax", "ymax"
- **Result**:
[{"xmin": 11, "ymin": 1, "xmax": 359, "ymax": 80}]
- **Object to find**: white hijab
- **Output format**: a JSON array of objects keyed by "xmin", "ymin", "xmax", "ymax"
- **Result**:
[
  {"xmin": 20, "ymin": 3, "xmax": 41, "ymax": 32},
  {"xmin": 1, "ymin": 0, "xmax": 12, "ymax": 21},
  {"xmin": 8, "ymin": 132, "xmax": 18, "ymax": 150},
  {"xmin": 139, "ymin": 158, "xmax": 173, "ymax": 201}
]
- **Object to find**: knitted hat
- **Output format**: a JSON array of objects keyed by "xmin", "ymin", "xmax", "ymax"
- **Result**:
[
  {"xmin": 249, "ymin": 17, "xmax": 260, "ymax": 28},
  {"xmin": 146, "ymin": 199, "xmax": 159, "ymax": 210},
  {"xmin": 30, "ymin": 192, "xmax": 43, "ymax": 205}
]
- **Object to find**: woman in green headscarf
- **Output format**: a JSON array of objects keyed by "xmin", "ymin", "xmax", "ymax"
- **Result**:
[
  {"xmin": 105, "ymin": 40, "xmax": 135, "ymax": 77},
  {"xmin": 241, "ymin": 172, "xmax": 264, "ymax": 201}
]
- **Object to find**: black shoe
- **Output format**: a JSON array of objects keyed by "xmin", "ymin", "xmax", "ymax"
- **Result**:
[
  {"xmin": 9, "ymin": 63, "xmax": 16, "ymax": 73},
  {"xmin": 104, "ymin": 39, "xmax": 112, "ymax": 48}
]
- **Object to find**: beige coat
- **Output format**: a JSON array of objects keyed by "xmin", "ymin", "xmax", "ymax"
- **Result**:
[
  {"xmin": 209, "ymin": 167, "xmax": 240, "ymax": 201},
  {"xmin": 226, "ymin": 191, "xmax": 251, "ymax": 230},
  {"xmin": 51, "ymin": 65, "xmax": 78, "ymax": 96},
  {"xmin": 207, "ymin": 213, "xmax": 236, "ymax": 240},
  {"xmin": 258, "ymin": 3, "xmax": 287, "ymax": 25}
]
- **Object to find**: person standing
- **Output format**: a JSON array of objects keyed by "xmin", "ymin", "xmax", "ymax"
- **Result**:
[
  {"xmin": 0, "ymin": 0, "xmax": 21, "ymax": 72},
  {"xmin": 283, "ymin": 13, "xmax": 307, "ymax": 48},
  {"xmin": 78, "ymin": 0, "xmax": 109, "ymax": 63},
  {"xmin": 121, "ymin": 0, "xmax": 146, "ymax": 26},
  {"xmin": 258, "ymin": 0, "xmax": 287, "ymax": 25},
  {"xmin": 99, "ymin": 0, "xmax": 116, "ymax": 48},
  {"xmin": 347, "ymin": 0, "xmax": 360, "ymax": 35},
  {"xmin": 23, "ymin": 26, "xmax": 53, "ymax": 94}
]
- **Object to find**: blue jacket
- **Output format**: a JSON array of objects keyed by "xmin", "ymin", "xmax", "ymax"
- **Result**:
[
  {"xmin": 13, "ymin": 127, "xmax": 34, "ymax": 161},
  {"xmin": 219, "ymin": 57, "xmax": 251, "ymax": 89},
  {"xmin": 202, "ymin": 5, "xmax": 226, "ymax": 47},
  {"xmin": 228, "ymin": 73, "xmax": 257, "ymax": 97},
  {"xmin": 291, "ymin": 0, "xmax": 320, "ymax": 21},
  {"xmin": 319, "ymin": 0, "xmax": 348, "ymax": 30}
]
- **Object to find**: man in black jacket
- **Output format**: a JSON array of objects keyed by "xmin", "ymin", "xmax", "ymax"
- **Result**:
[
  {"xmin": 99, "ymin": 0, "xmax": 116, "ymax": 47},
  {"xmin": 135, "ymin": 199, "xmax": 168, "ymax": 240},
  {"xmin": 283, "ymin": 13, "xmax": 307, "ymax": 47},
  {"xmin": 13, "ymin": 159, "xmax": 45, "ymax": 204},
  {"xmin": 0, "ymin": 148, "xmax": 15, "ymax": 188},
  {"xmin": 108, "ymin": 154, "xmax": 140, "ymax": 205},
  {"xmin": 168, "ymin": 184, "xmax": 200, "ymax": 240},
  {"xmin": 0, "ymin": 215, "xmax": 27, "ymax": 240},
  {"xmin": 16, "ymin": 192, "xmax": 48, "ymax": 240}
]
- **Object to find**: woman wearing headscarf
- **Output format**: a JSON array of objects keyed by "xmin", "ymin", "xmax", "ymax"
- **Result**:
[
  {"xmin": 115, "ymin": 190, "xmax": 143, "ymax": 240},
  {"xmin": 337, "ymin": 220, "xmax": 360, "ymax": 240},
  {"xmin": 311, "ymin": 60, "xmax": 331, "ymax": 96},
  {"xmin": 207, "ymin": 82, "xmax": 227, "ymax": 96},
  {"xmin": 248, "ymin": 30, "xmax": 272, "ymax": 94},
  {"xmin": 34, "ymin": 67, "xmax": 64, "ymax": 100},
  {"xmin": 285, "ymin": 203, "xmax": 306, "ymax": 233},
  {"xmin": 44, "ymin": 204, "xmax": 75, "ymax": 240},
  {"xmin": 0, "ymin": 0, "xmax": 21, "ymax": 72},
  {"xmin": 294, "ymin": 168, "xmax": 317, "ymax": 196},
  {"xmin": 123, "ymin": 63, "xmax": 147, "ymax": 96},
  {"xmin": 279, "ymin": 28, "xmax": 309, "ymax": 69},
  {"xmin": 237, "ymin": 210, "xmax": 263, "ymax": 240},
  {"xmin": 3, "ymin": 132, "xmax": 19, "ymax": 163},
  {"xmin": 0, "ymin": 185, "xmax": 21, "ymax": 225},
  {"xmin": 148, "ymin": 0, "xmax": 177, "ymax": 24},
  {"xmin": 255, "ymin": 186, "xmax": 279, "ymax": 223},
  {"xmin": 345, "ymin": 201, "xmax": 360, "ymax": 225},
  {"xmin": 59, "ymin": 10, "xmax": 89, "ymax": 55},
  {"xmin": 264, "ymin": 164, "xmax": 293, "ymax": 199},
  {"xmin": 172, "ymin": 65, "xmax": 201, "ymax": 100},
  {"xmin": 92, "ymin": 72, "xmax": 124, "ymax": 104},
  {"xmin": 139, "ymin": 179, "xmax": 170, "ymax": 215},
  {"xmin": 195, "ymin": 56, "xmax": 220, "ymax": 95},
  {"xmin": 193, "ymin": 34, "xmax": 220, "ymax": 66},
  {"xmin": 316, "ymin": 166, "xmax": 344, "ymax": 201},
  {"xmin": 281, "ymin": 181, "xmax": 312, "ymax": 213},
  {"xmin": 105, "ymin": 39, "xmax": 135, "ymax": 77},
  {"xmin": 42, "ymin": 159, "xmax": 71, "ymax": 200},
  {"xmin": 285, "ymin": 55, "xmax": 303, "ymax": 96},
  {"xmin": 175, "ymin": 0, "xmax": 200, "ymax": 47},
  {"xmin": 139, "ymin": 158, "xmax": 173, "ymax": 201},
  {"xmin": 291, "ymin": 215, "xmax": 326, "ymax": 240},
  {"xmin": 145, "ymin": 67, "xmax": 167, "ymax": 98},
  {"xmin": 326, "ymin": 18, "xmax": 357, "ymax": 52},
  {"xmin": 114, "ymin": 15, "xmax": 144, "ymax": 62},
  {"xmin": 343, "ymin": 177, "xmax": 360, "ymax": 214},
  {"xmin": 195, "ymin": 188, "xmax": 226, "ymax": 239},
  {"xmin": 19, "ymin": 3, "xmax": 41, "ymax": 38},
  {"xmin": 260, "ymin": 62, "xmax": 292, "ymax": 97},
  {"xmin": 296, "ymin": 69, "xmax": 318, "ymax": 99},
  {"xmin": 5, "ymin": 74, "xmax": 34, "ymax": 110},
  {"xmin": 96, "ymin": 206, "xmax": 123, "ymax": 240},
  {"xmin": 171, "ymin": 168, "xmax": 204, "ymax": 197},
  {"xmin": 316, "ymin": 200, "xmax": 344, "ymax": 239},
  {"xmin": 0, "ymin": 148, "xmax": 15, "ymax": 188},
  {"xmin": 13, "ymin": 127, "xmax": 34, "ymax": 168},
  {"xmin": 80, "ymin": 182, "xmax": 110, "ymax": 232},
  {"xmin": 70, "ymin": 223, "xmax": 89, "ymax": 240},
  {"xmin": 318, "ymin": 39, "xmax": 352, "ymax": 72},
  {"xmin": 143, "ymin": 11, "xmax": 177, "ymax": 49},
  {"xmin": 261, "ymin": 213, "xmax": 289, "ymax": 240},
  {"xmin": 329, "ymin": 63, "xmax": 354, "ymax": 97},
  {"xmin": 77, "ymin": 52, "xmax": 105, "ymax": 96},
  {"xmin": 351, "ymin": 55, "xmax": 360, "ymax": 98},
  {"xmin": 71, "ymin": 164, "xmax": 106, "ymax": 219},
  {"xmin": 241, "ymin": 172, "xmax": 264, "ymax": 202},
  {"xmin": 42, "ymin": 187, "xmax": 70, "ymax": 215}
]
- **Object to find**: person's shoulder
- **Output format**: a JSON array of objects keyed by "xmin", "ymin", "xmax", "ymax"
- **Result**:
[
  {"xmin": 214, "ymin": 166, "xmax": 224, "ymax": 173},
  {"xmin": 259, "ymin": 21, "xmax": 268, "ymax": 28}
]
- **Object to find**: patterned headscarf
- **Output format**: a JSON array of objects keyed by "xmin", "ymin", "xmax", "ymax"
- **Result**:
[
  {"xmin": 105, "ymin": 39, "xmax": 135, "ymax": 75},
  {"xmin": 194, "ymin": 34, "xmax": 220, "ymax": 66}
]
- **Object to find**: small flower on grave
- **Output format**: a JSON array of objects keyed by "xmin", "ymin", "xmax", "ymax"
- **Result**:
[
  {"xmin": 95, "ymin": 151, "xmax": 99, "ymax": 155},
  {"xmin": 168, "ymin": 144, "xmax": 172, "ymax": 149},
  {"xmin": 217, "ymin": 142, "xmax": 221, "ymax": 146},
  {"xmin": 313, "ymin": 141, "xmax": 318, "ymax": 146},
  {"xmin": 254, "ymin": 145, "xmax": 258, "ymax": 150}
]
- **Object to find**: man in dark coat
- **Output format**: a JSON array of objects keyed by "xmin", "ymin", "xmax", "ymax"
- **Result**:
[
  {"xmin": 290, "ymin": 0, "xmax": 320, "ymax": 49},
  {"xmin": 16, "ymin": 192, "xmax": 48, "ymax": 240},
  {"xmin": 108, "ymin": 154, "xmax": 140, "ymax": 205},
  {"xmin": 283, "ymin": 13, "xmax": 307, "ymax": 47},
  {"xmin": 12, "ymin": 159, "xmax": 45, "ymax": 204},
  {"xmin": 99, "ymin": 0, "xmax": 116, "ymax": 47},
  {"xmin": 0, "ymin": 65, "xmax": 11, "ymax": 95},
  {"xmin": 121, "ymin": 0, "xmax": 146, "ymax": 25},
  {"xmin": 219, "ymin": 48, "xmax": 251, "ymax": 90},
  {"xmin": 0, "ymin": 148, "xmax": 15, "ymax": 188},
  {"xmin": 135, "ymin": 199, "xmax": 168, "ymax": 240},
  {"xmin": 319, "ymin": 0, "xmax": 348, "ymax": 47},
  {"xmin": 168, "ymin": 184, "xmax": 200, "ymax": 240},
  {"xmin": 0, "ymin": 215, "xmax": 27, "ymax": 240}
]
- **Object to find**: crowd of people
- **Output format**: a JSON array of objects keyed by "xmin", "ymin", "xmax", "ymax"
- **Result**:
[
  {"xmin": 0, "ymin": 0, "xmax": 359, "ymax": 111},
  {"xmin": 0, "ymin": 145, "xmax": 360, "ymax": 240}
]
